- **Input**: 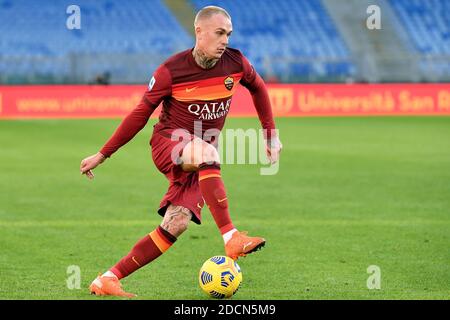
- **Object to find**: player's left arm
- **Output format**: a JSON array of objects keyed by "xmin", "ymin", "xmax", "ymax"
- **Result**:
[
  {"xmin": 240, "ymin": 54, "xmax": 282, "ymax": 164},
  {"xmin": 80, "ymin": 64, "xmax": 171, "ymax": 179}
]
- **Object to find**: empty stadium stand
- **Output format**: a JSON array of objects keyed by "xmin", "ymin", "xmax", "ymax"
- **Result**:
[
  {"xmin": 190, "ymin": 0, "xmax": 356, "ymax": 82},
  {"xmin": 0, "ymin": 0, "xmax": 192, "ymax": 83},
  {"xmin": 0, "ymin": 0, "xmax": 448, "ymax": 84},
  {"xmin": 389, "ymin": 0, "xmax": 450, "ymax": 80}
]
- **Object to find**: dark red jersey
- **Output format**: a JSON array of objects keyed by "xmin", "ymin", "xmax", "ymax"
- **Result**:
[{"xmin": 100, "ymin": 47, "xmax": 276, "ymax": 157}]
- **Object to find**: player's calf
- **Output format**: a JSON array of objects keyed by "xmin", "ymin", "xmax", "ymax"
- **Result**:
[
  {"xmin": 90, "ymin": 214, "xmax": 183, "ymax": 296},
  {"xmin": 180, "ymin": 138, "xmax": 266, "ymax": 261}
]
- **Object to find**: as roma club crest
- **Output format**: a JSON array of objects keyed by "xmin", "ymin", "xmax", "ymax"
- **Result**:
[{"xmin": 224, "ymin": 76, "xmax": 234, "ymax": 91}]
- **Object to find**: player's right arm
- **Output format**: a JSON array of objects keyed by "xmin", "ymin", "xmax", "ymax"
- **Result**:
[
  {"xmin": 80, "ymin": 65, "xmax": 172, "ymax": 179},
  {"xmin": 239, "ymin": 53, "xmax": 282, "ymax": 164}
]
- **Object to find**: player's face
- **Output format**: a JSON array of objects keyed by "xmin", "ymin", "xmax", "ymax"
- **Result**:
[{"xmin": 197, "ymin": 14, "xmax": 233, "ymax": 59}]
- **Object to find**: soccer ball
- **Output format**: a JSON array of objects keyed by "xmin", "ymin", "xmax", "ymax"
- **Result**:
[{"xmin": 198, "ymin": 255, "xmax": 242, "ymax": 299}]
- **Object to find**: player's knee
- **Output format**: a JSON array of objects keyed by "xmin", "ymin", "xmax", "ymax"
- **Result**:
[
  {"xmin": 200, "ymin": 143, "xmax": 220, "ymax": 165},
  {"xmin": 181, "ymin": 139, "xmax": 220, "ymax": 167}
]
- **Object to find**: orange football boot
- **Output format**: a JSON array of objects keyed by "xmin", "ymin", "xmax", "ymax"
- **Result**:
[
  {"xmin": 225, "ymin": 231, "xmax": 266, "ymax": 260},
  {"xmin": 89, "ymin": 275, "xmax": 136, "ymax": 298}
]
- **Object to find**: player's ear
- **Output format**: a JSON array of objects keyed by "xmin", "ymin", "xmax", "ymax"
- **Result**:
[{"xmin": 194, "ymin": 25, "xmax": 202, "ymax": 39}]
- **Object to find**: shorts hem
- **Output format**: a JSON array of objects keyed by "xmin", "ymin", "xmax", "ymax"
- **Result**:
[{"xmin": 157, "ymin": 201, "xmax": 202, "ymax": 225}]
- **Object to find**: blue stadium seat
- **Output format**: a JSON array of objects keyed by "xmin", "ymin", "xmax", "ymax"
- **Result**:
[
  {"xmin": 390, "ymin": 0, "xmax": 450, "ymax": 77},
  {"xmin": 0, "ymin": 0, "xmax": 193, "ymax": 82},
  {"xmin": 0, "ymin": 0, "xmax": 357, "ymax": 82},
  {"xmin": 190, "ymin": 0, "xmax": 355, "ymax": 81}
]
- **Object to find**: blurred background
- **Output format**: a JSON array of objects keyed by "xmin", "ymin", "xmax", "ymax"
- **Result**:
[{"xmin": 0, "ymin": 0, "xmax": 449, "ymax": 85}]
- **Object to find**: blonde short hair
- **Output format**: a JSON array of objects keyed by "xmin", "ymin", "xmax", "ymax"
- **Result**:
[{"xmin": 194, "ymin": 6, "xmax": 231, "ymax": 26}]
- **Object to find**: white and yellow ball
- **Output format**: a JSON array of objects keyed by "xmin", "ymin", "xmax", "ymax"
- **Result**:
[{"xmin": 198, "ymin": 256, "xmax": 242, "ymax": 299}]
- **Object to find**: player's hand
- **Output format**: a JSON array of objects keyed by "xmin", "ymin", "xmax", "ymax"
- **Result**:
[
  {"xmin": 265, "ymin": 136, "xmax": 282, "ymax": 164},
  {"xmin": 80, "ymin": 152, "xmax": 106, "ymax": 180}
]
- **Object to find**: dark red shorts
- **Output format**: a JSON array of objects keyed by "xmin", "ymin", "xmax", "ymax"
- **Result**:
[{"xmin": 150, "ymin": 129, "xmax": 205, "ymax": 224}]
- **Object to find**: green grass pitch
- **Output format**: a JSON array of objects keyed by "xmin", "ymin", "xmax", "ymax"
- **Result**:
[{"xmin": 0, "ymin": 116, "xmax": 449, "ymax": 299}]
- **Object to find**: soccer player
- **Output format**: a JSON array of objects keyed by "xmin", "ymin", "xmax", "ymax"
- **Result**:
[{"xmin": 80, "ymin": 6, "xmax": 282, "ymax": 297}]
